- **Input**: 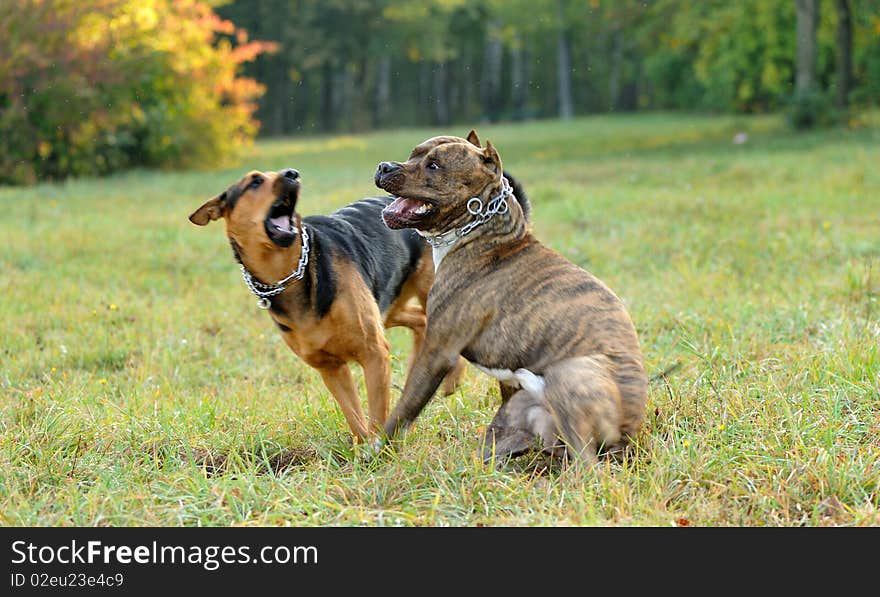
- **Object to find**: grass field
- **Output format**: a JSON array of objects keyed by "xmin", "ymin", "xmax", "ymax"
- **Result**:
[{"xmin": 1, "ymin": 113, "xmax": 878, "ymax": 526}]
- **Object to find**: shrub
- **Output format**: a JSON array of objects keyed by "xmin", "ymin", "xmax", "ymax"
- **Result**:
[
  {"xmin": 787, "ymin": 88, "xmax": 836, "ymax": 130},
  {"xmin": 0, "ymin": 0, "xmax": 275, "ymax": 185}
]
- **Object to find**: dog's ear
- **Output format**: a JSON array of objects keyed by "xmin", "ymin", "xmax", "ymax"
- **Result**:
[
  {"xmin": 482, "ymin": 140, "xmax": 502, "ymax": 174},
  {"xmin": 188, "ymin": 192, "xmax": 227, "ymax": 226},
  {"xmin": 466, "ymin": 129, "xmax": 481, "ymax": 147}
]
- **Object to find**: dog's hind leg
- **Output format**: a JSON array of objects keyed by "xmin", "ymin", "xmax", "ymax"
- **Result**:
[
  {"xmin": 541, "ymin": 356, "xmax": 623, "ymax": 468},
  {"xmin": 384, "ymin": 302, "xmax": 426, "ymax": 374},
  {"xmin": 440, "ymin": 357, "xmax": 465, "ymax": 396},
  {"xmin": 406, "ymin": 269, "xmax": 464, "ymax": 397},
  {"xmin": 498, "ymin": 381, "xmax": 517, "ymax": 403}
]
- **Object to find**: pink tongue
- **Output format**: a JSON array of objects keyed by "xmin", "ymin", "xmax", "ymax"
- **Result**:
[
  {"xmin": 269, "ymin": 215, "xmax": 293, "ymax": 232},
  {"xmin": 385, "ymin": 197, "xmax": 424, "ymax": 217}
]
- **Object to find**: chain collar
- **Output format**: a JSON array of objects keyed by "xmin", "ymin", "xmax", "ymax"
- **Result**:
[
  {"xmin": 420, "ymin": 176, "xmax": 512, "ymax": 248},
  {"xmin": 240, "ymin": 223, "xmax": 310, "ymax": 309}
]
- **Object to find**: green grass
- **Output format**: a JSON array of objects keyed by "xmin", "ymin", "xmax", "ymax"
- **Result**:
[{"xmin": 1, "ymin": 113, "xmax": 879, "ymax": 526}]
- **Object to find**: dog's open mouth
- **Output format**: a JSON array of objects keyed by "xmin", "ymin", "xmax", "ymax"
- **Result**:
[
  {"xmin": 382, "ymin": 196, "xmax": 435, "ymax": 229},
  {"xmin": 264, "ymin": 195, "xmax": 298, "ymax": 247}
]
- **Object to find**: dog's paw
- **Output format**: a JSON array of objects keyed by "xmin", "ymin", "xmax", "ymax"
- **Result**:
[
  {"xmin": 357, "ymin": 436, "xmax": 386, "ymax": 461},
  {"xmin": 481, "ymin": 425, "xmax": 535, "ymax": 464}
]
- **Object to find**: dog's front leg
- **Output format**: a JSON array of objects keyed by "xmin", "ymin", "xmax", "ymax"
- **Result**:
[
  {"xmin": 317, "ymin": 364, "xmax": 370, "ymax": 441},
  {"xmin": 382, "ymin": 348, "xmax": 460, "ymax": 439},
  {"xmin": 359, "ymin": 346, "xmax": 391, "ymax": 432}
]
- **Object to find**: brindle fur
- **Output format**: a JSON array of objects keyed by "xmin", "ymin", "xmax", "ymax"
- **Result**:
[
  {"xmin": 375, "ymin": 131, "xmax": 648, "ymax": 467},
  {"xmin": 188, "ymin": 169, "xmax": 463, "ymax": 441}
]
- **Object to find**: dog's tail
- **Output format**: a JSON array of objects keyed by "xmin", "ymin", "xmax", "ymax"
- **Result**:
[
  {"xmin": 503, "ymin": 170, "xmax": 531, "ymax": 222},
  {"xmin": 649, "ymin": 361, "xmax": 682, "ymax": 385}
]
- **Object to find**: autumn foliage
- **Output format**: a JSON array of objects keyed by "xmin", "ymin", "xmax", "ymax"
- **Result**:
[{"xmin": 0, "ymin": 0, "xmax": 276, "ymax": 185}]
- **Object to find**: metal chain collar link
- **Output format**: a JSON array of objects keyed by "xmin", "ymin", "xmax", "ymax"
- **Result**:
[
  {"xmin": 240, "ymin": 224, "xmax": 310, "ymax": 309},
  {"xmin": 423, "ymin": 176, "xmax": 513, "ymax": 248}
]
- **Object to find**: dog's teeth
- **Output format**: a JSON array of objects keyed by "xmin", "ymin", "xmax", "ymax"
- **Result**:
[{"xmin": 414, "ymin": 204, "xmax": 428, "ymax": 215}]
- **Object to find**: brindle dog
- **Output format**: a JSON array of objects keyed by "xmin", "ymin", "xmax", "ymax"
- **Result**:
[
  {"xmin": 189, "ymin": 168, "xmax": 458, "ymax": 441},
  {"xmin": 374, "ymin": 131, "xmax": 648, "ymax": 466}
]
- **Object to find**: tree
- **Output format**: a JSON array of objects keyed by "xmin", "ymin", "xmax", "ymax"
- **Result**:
[
  {"xmin": 791, "ymin": 0, "xmax": 832, "ymax": 128},
  {"xmin": 834, "ymin": 0, "xmax": 853, "ymax": 109},
  {"xmin": 216, "ymin": 0, "xmax": 880, "ymax": 135},
  {"xmin": 0, "ymin": 0, "xmax": 272, "ymax": 185},
  {"xmin": 555, "ymin": 1, "xmax": 574, "ymax": 119},
  {"xmin": 795, "ymin": 0, "xmax": 819, "ymax": 95}
]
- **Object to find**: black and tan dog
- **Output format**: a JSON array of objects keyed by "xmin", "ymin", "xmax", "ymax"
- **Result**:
[
  {"xmin": 188, "ymin": 166, "xmax": 527, "ymax": 442},
  {"xmin": 375, "ymin": 131, "xmax": 648, "ymax": 466}
]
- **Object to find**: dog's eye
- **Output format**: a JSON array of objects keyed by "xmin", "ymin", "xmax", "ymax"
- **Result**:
[
  {"xmin": 247, "ymin": 177, "xmax": 263, "ymax": 189},
  {"xmin": 426, "ymin": 161, "xmax": 441, "ymax": 171}
]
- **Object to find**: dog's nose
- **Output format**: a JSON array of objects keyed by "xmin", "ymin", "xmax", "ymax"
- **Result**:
[
  {"xmin": 282, "ymin": 168, "xmax": 299, "ymax": 181},
  {"xmin": 377, "ymin": 162, "xmax": 399, "ymax": 176}
]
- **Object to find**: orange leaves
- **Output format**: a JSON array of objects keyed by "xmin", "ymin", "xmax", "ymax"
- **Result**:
[
  {"xmin": 1, "ymin": 0, "xmax": 273, "ymax": 184},
  {"xmin": 230, "ymin": 40, "xmax": 280, "ymax": 65}
]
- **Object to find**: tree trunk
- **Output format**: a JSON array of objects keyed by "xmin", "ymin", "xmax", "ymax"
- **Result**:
[
  {"xmin": 522, "ymin": 48, "xmax": 533, "ymax": 118},
  {"xmin": 619, "ymin": 58, "xmax": 640, "ymax": 111},
  {"xmin": 580, "ymin": 44, "xmax": 591, "ymax": 113},
  {"xmin": 295, "ymin": 73, "xmax": 312, "ymax": 133},
  {"xmin": 834, "ymin": 0, "xmax": 853, "ymax": 109},
  {"xmin": 556, "ymin": 29, "xmax": 574, "ymax": 119},
  {"xmin": 248, "ymin": 0, "xmax": 280, "ymax": 136},
  {"xmin": 374, "ymin": 54, "xmax": 391, "ymax": 129},
  {"xmin": 448, "ymin": 58, "xmax": 459, "ymax": 120},
  {"xmin": 432, "ymin": 62, "xmax": 449, "ymax": 125},
  {"xmin": 332, "ymin": 66, "xmax": 347, "ymax": 131},
  {"xmin": 510, "ymin": 40, "xmax": 526, "ymax": 120},
  {"xmin": 351, "ymin": 56, "xmax": 370, "ymax": 132},
  {"xmin": 795, "ymin": 0, "xmax": 819, "ymax": 95},
  {"xmin": 269, "ymin": 58, "xmax": 287, "ymax": 135},
  {"xmin": 481, "ymin": 22, "xmax": 503, "ymax": 122},
  {"xmin": 608, "ymin": 28, "xmax": 623, "ymax": 111},
  {"xmin": 320, "ymin": 61, "xmax": 334, "ymax": 132},
  {"xmin": 460, "ymin": 49, "xmax": 474, "ymax": 121},
  {"xmin": 418, "ymin": 60, "xmax": 431, "ymax": 124}
]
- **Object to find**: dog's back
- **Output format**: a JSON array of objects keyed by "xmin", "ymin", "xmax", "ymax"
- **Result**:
[{"xmin": 304, "ymin": 197, "xmax": 425, "ymax": 315}]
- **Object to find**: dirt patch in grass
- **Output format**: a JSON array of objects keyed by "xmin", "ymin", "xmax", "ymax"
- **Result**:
[{"xmin": 192, "ymin": 445, "xmax": 318, "ymax": 477}]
